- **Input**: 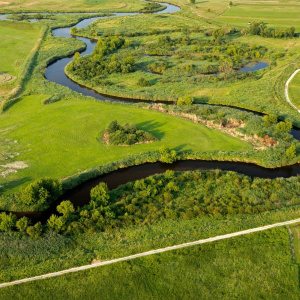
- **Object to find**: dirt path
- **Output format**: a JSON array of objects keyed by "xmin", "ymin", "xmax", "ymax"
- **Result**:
[
  {"xmin": 285, "ymin": 69, "xmax": 300, "ymax": 113},
  {"xmin": 1, "ymin": 217, "xmax": 300, "ymax": 289}
]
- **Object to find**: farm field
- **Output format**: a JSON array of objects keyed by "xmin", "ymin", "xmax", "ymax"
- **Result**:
[{"xmin": 0, "ymin": 0, "xmax": 299, "ymax": 297}]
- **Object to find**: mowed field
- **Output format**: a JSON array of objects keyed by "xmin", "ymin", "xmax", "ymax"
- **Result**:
[
  {"xmin": 0, "ymin": 22, "xmax": 40, "ymax": 79},
  {"xmin": 289, "ymin": 71, "xmax": 300, "ymax": 109},
  {"xmin": 0, "ymin": 94, "xmax": 251, "ymax": 194},
  {"xmin": 1, "ymin": 227, "xmax": 298, "ymax": 299},
  {"xmin": 0, "ymin": 0, "xmax": 145, "ymax": 12},
  {"xmin": 216, "ymin": 1, "xmax": 300, "ymax": 30}
]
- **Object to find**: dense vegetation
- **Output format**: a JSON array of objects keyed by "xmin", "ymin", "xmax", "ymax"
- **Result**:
[{"xmin": 104, "ymin": 120, "xmax": 158, "ymax": 145}]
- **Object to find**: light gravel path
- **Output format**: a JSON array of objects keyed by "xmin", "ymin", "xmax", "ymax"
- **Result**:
[
  {"xmin": 1, "ymin": 217, "xmax": 300, "ymax": 289},
  {"xmin": 285, "ymin": 69, "xmax": 300, "ymax": 113}
]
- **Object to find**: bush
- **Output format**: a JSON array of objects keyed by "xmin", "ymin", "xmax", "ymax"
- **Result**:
[
  {"xmin": 159, "ymin": 146, "xmax": 177, "ymax": 163},
  {"xmin": 26, "ymin": 222, "xmax": 43, "ymax": 239},
  {"xmin": 177, "ymin": 96, "xmax": 194, "ymax": 106},
  {"xmin": 286, "ymin": 145, "xmax": 296, "ymax": 160},
  {"xmin": 138, "ymin": 77, "xmax": 152, "ymax": 87},
  {"xmin": 21, "ymin": 178, "xmax": 62, "ymax": 207},
  {"xmin": 275, "ymin": 121, "xmax": 292, "ymax": 133},
  {"xmin": 16, "ymin": 216, "xmax": 31, "ymax": 232}
]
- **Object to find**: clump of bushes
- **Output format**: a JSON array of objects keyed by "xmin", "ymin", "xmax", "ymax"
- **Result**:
[
  {"xmin": 137, "ymin": 77, "xmax": 152, "ymax": 87},
  {"xmin": 248, "ymin": 22, "xmax": 296, "ymax": 38},
  {"xmin": 104, "ymin": 120, "xmax": 158, "ymax": 146},
  {"xmin": 177, "ymin": 96, "xmax": 194, "ymax": 106}
]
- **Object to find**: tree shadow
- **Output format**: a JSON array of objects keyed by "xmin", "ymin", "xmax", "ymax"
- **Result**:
[
  {"xmin": 173, "ymin": 144, "xmax": 189, "ymax": 151},
  {"xmin": 136, "ymin": 120, "xmax": 166, "ymax": 139},
  {"xmin": 1, "ymin": 177, "xmax": 32, "ymax": 192},
  {"xmin": 195, "ymin": 96, "xmax": 210, "ymax": 103}
]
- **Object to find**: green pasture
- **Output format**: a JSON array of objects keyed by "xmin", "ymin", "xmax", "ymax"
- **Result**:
[
  {"xmin": 0, "ymin": 22, "xmax": 40, "ymax": 78},
  {"xmin": 289, "ymin": 71, "xmax": 300, "ymax": 109},
  {"xmin": 218, "ymin": 3, "xmax": 300, "ymax": 30},
  {"xmin": 1, "ymin": 226, "xmax": 298, "ymax": 299},
  {"xmin": 0, "ymin": 0, "xmax": 146, "ymax": 13},
  {"xmin": 0, "ymin": 94, "xmax": 251, "ymax": 194}
]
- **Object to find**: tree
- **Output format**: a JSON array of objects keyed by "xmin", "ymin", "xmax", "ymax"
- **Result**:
[
  {"xmin": 0, "ymin": 212, "xmax": 17, "ymax": 232},
  {"xmin": 218, "ymin": 61, "xmax": 234, "ymax": 79},
  {"xmin": 90, "ymin": 182, "xmax": 110, "ymax": 207},
  {"xmin": 21, "ymin": 178, "xmax": 62, "ymax": 207},
  {"xmin": 229, "ymin": 1, "xmax": 233, "ymax": 6},
  {"xmin": 263, "ymin": 114, "xmax": 277, "ymax": 126},
  {"xmin": 159, "ymin": 146, "xmax": 177, "ymax": 164},
  {"xmin": 275, "ymin": 121, "xmax": 292, "ymax": 133},
  {"xmin": 286, "ymin": 145, "xmax": 296, "ymax": 160},
  {"xmin": 26, "ymin": 222, "xmax": 43, "ymax": 239},
  {"xmin": 57, "ymin": 200, "xmax": 75, "ymax": 217},
  {"xmin": 47, "ymin": 215, "xmax": 65, "ymax": 232},
  {"xmin": 16, "ymin": 216, "xmax": 31, "ymax": 232}
]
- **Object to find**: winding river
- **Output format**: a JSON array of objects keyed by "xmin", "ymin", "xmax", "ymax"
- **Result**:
[{"xmin": 1, "ymin": 3, "xmax": 300, "ymax": 220}]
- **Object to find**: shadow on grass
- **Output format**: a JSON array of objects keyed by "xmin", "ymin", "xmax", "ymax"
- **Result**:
[
  {"xmin": 3, "ymin": 177, "xmax": 32, "ymax": 192},
  {"xmin": 136, "ymin": 119, "xmax": 165, "ymax": 139}
]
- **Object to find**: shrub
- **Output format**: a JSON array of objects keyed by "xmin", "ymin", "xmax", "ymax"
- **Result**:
[
  {"xmin": 137, "ymin": 77, "xmax": 152, "ymax": 87},
  {"xmin": 26, "ymin": 222, "xmax": 43, "ymax": 239},
  {"xmin": 16, "ymin": 216, "xmax": 31, "ymax": 232},
  {"xmin": 47, "ymin": 215, "xmax": 65, "ymax": 232},
  {"xmin": 90, "ymin": 182, "xmax": 110, "ymax": 207},
  {"xmin": 177, "ymin": 96, "xmax": 194, "ymax": 106},
  {"xmin": 57, "ymin": 200, "xmax": 75, "ymax": 217}
]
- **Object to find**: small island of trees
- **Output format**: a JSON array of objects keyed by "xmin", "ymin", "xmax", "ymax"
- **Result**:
[{"xmin": 103, "ymin": 120, "xmax": 158, "ymax": 146}]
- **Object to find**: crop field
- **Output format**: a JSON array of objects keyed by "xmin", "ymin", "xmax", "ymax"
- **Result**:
[
  {"xmin": 0, "ymin": 0, "xmax": 146, "ymax": 13},
  {"xmin": 1, "ymin": 226, "xmax": 298, "ymax": 299},
  {"xmin": 289, "ymin": 71, "xmax": 300, "ymax": 109},
  {"xmin": 0, "ymin": 22, "xmax": 40, "ymax": 82}
]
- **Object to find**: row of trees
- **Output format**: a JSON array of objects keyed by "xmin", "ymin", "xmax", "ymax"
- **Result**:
[{"xmin": 247, "ymin": 22, "xmax": 296, "ymax": 38}]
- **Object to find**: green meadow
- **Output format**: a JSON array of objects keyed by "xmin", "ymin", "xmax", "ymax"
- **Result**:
[
  {"xmin": 0, "ymin": 0, "xmax": 146, "ymax": 13},
  {"xmin": 1, "ymin": 226, "xmax": 298, "ymax": 299},
  {"xmin": 0, "ymin": 22, "xmax": 40, "ymax": 82},
  {"xmin": 0, "ymin": 94, "xmax": 251, "ymax": 194}
]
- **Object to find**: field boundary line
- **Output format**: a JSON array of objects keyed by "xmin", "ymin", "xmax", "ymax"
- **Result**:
[
  {"xmin": 1, "ymin": 217, "xmax": 300, "ymax": 288},
  {"xmin": 285, "ymin": 69, "xmax": 300, "ymax": 113}
]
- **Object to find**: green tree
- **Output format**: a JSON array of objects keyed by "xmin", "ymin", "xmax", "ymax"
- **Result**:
[
  {"xmin": 57, "ymin": 200, "xmax": 75, "ymax": 217},
  {"xmin": 286, "ymin": 145, "xmax": 296, "ymax": 160},
  {"xmin": 16, "ymin": 216, "xmax": 31, "ymax": 232},
  {"xmin": 47, "ymin": 215, "xmax": 65, "ymax": 232},
  {"xmin": 26, "ymin": 222, "xmax": 43, "ymax": 239},
  {"xmin": 275, "ymin": 121, "xmax": 292, "ymax": 133},
  {"xmin": 0, "ymin": 212, "xmax": 17, "ymax": 232},
  {"xmin": 21, "ymin": 178, "xmax": 62, "ymax": 207},
  {"xmin": 159, "ymin": 146, "xmax": 177, "ymax": 164},
  {"xmin": 90, "ymin": 182, "xmax": 110, "ymax": 208},
  {"xmin": 177, "ymin": 96, "xmax": 194, "ymax": 106}
]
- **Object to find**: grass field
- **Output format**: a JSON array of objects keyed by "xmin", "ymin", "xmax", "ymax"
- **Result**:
[
  {"xmin": 1, "ymin": 226, "xmax": 298, "ymax": 299},
  {"xmin": 0, "ymin": 0, "xmax": 146, "ymax": 13},
  {"xmin": 0, "ymin": 94, "xmax": 251, "ymax": 195},
  {"xmin": 289, "ymin": 71, "xmax": 300, "ymax": 109},
  {"xmin": 0, "ymin": 22, "xmax": 40, "ymax": 81}
]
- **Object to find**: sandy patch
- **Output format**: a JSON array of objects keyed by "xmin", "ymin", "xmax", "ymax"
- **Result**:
[
  {"xmin": 0, "ymin": 1, "xmax": 9, "ymax": 4},
  {"xmin": 1, "ymin": 161, "xmax": 28, "ymax": 178},
  {"xmin": 0, "ymin": 73, "xmax": 15, "ymax": 84},
  {"xmin": 25, "ymin": 1, "xmax": 39, "ymax": 6}
]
